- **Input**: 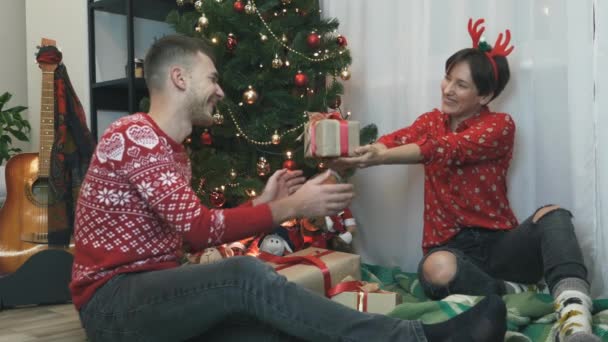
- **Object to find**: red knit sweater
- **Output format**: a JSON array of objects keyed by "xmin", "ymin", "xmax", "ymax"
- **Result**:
[{"xmin": 70, "ymin": 113, "xmax": 273, "ymax": 309}]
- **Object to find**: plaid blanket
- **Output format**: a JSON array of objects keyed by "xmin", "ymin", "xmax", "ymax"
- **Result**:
[{"xmin": 361, "ymin": 264, "xmax": 608, "ymax": 342}]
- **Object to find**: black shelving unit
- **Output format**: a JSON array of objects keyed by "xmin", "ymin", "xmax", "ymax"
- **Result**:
[{"xmin": 87, "ymin": 0, "xmax": 178, "ymax": 139}]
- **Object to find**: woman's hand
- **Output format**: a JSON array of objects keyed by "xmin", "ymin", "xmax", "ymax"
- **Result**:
[{"xmin": 329, "ymin": 143, "xmax": 388, "ymax": 170}]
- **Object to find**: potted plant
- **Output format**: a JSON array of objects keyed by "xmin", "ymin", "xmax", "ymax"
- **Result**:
[{"xmin": 0, "ymin": 92, "xmax": 30, "ymax": 165}]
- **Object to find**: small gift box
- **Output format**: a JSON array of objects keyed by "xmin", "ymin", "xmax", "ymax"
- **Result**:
[
  {"xmin": 259, "ymin": 247, "xmax": 361, "ymax": 296},
  {"xmin": 329, "ymin": 277, "xmax": 402, "ymax": 315},
  {"xmin": 304, "ymin": 112, "xmax": 360, "ymax": 158}
]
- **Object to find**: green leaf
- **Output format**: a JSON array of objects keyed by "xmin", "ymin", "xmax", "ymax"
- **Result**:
[
  {"xmin": 6, "ymin": 105, "xmax": 27, "ymax": 114},
  {"xmin": 0, "ymin": 92, "xmax": 11, "ymax": 111},
  {"xmin": 7, "ymin": 129, "xmax": 28, "ymax": 141}
]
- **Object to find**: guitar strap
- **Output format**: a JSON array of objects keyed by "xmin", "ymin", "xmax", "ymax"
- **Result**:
[{"xmin": 36, "ymin": 47, "xmax": 95, "ymax": 246}]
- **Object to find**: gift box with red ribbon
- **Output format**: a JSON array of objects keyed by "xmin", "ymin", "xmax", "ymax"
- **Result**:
[
  {"xmin": 304, "ymin": 112, "xmax": 360, "ymax": 158},
  {"xmin": 258, "ymin": 247, "xmax": 361, "ymax": 297},
  {"xmin": 328, "ymin": 277, "xmax": 402, "ymax": 314}
]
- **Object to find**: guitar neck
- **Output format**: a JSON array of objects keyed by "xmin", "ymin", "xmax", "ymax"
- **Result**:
[{"xmin": 38, "ymin": 70, "xmax": 55, "ymax": 177}]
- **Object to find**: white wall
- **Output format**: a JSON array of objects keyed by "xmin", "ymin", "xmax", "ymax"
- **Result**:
[
  {"xmin": 22, "ymin": 0, "xmax": 174, "ymax": 145},
  {"xmin": 94, "ymin": 12, "xmax": 173, "ymax": 139},
  {"xmin": 25, "ymin": 0, "xmax": 90, "ymax": 152},
  {"xmin": 0, "ymin": 0, "xmax": 28, "ymax": 160},
  {"xmin": 593, "ymin": 0, "xmax": 608, "ymax": 296}
]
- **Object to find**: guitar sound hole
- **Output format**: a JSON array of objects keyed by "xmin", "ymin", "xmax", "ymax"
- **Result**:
[{"xmin": 27, "ymin": 177, "xmax": 58, "ymax": 206}]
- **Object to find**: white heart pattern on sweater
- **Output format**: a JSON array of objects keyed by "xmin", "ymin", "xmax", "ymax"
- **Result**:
[
  {"xmin": 127, "ymin": 146, "xmax": 141, "ymax": 158},
  {"xmin": 126, "ymin": 125, "xmax": 159, "ymax": 150},
  {"xmin": 97, "ymin": 133, "xmax": 125, "ymax": 163}
]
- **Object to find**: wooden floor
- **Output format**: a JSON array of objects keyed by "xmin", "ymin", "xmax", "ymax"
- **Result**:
[{"xmin": 0, "ymin": 304, "xmax": 86, "ymax": 342}]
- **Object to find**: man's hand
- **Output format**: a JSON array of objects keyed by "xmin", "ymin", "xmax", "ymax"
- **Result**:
[
  {"xmin": 253, "ymin": 169, "xmax": 306, "ymax": 206},
  {"xmin": 287, "ymin": 170, "xmax": 355, "ymax": 218}
]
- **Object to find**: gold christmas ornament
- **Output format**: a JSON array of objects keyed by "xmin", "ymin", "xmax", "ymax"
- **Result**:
[
  {"xmin": 229, "ymin": 169, "xmax": 238, "ymax": 181},
  {"xmin": 318, "ymin": 162, "xmax": 328, "ymax": 171},
  {"xmin": 242, "ymin": 85, "xmax": 258, "ymax": 105},
  {"xmin": 271, "ymin": 131, "xmax": 281, "ymax": 145},
  {"xmin": 198, "ymin": 14, "xmax": 209, "ymax": 29},
  {"xmin": 271, "ymin": 54, "xmax": 283, "ymax": 69},
  {"xmin": 195, "ymin": 26, "xmax": 202, "ymax": 33},
  {"xmin": 244, "ymin": 1, "xmax": 255, "ymax": 14},
  {"xmin": 213, "ymin": 112, "xmax": 224, "ymax": 125},
  {"xmin": 257, "ymin": 157, "xmax": 271, "ymax": 177},
  {"xmin": 340, "ymin": 68, "xmax": 351, "ymax": 80},
  {"xmin": 194, "ymin": 0, "xmax": 203, "ymax": 11}
]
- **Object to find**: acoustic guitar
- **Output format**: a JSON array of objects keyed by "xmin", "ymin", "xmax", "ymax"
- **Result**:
[{"xmin": 0, "ymin": 38, "xmax": 73, "ymax": 274}]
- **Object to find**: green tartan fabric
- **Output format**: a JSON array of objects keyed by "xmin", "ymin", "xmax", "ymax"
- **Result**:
[{"xmin": 361, "ymin": 264, "xmax": 608, "ymax": 342}]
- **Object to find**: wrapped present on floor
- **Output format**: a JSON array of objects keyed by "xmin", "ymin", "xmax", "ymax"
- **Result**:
[
  {"xmin": 304, "ymin": 112, "xmax": 360, "ymax": 158},
  {"xmin": 329, "ymin": 276, "xmax": 402, "ymax": 315},
  {"xmin": 258, "ymin": 247, "xmax": 361, "ymax": 297}
]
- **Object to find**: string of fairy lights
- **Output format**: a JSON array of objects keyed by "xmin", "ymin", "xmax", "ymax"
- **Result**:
[{"xmin": 176, "ymin": 0, "xmax": 350, "ymax": 205}]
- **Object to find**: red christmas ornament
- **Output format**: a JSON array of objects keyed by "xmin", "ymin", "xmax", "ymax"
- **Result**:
[
  {"xmin": 200, "ymin": 130, "xmax": 212, "ymax": 145},
  {"xmin": 226, "ymin": 33, "xmax": 238, "ymax": 51},
  {"xmin": 294, "ymin": 71, "xmax": 308, "ymax": 87},
  {"xmin": 306, "ymin": 33, "xmax": 321, "ymax": 49},
  {"xmin": 209, "ymin": 189, "xmax": 226, "ymax": 207},
  {"xmin": 336, "ymin": 35, "xmax": 348, "ymax": 47},
  {"xmin": 282, "ymin": 159, "xmax": 296, "ymax": 171},
  {"xmin": 233, "ymin": 0, "xmax": 244, "ymax": 12}
]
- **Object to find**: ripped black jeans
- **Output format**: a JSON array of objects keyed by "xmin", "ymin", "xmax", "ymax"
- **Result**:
[{"xmin": 418, "ymin": 207, "xmax": 589, "ymax": 300}]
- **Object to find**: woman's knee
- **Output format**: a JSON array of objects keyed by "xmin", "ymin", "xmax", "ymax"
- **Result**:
[
  {"xmin": 532, "ymin": 205, "xmax": 573, "ymax": 224},
  {"xmin": 420, "ymin": 250, "xmax": 458, "ymax": 286}
]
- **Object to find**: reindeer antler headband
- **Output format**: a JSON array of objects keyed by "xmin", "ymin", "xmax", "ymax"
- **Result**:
[{"xmin": 468, "ymin": 18, "xmax": 514, "ymax": 82}]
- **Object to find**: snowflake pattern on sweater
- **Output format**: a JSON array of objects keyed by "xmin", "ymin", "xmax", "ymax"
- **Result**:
[{"xmin": 70, "ymin": 113, "xmax": 273, "ymax": 309}]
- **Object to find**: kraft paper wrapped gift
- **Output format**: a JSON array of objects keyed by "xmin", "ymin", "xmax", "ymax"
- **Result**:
[
  {"xmin": 304, "ymin": 113, "xmax": 360, "ymax": 158},
  {"xmin": 261, "ymin": 247, "xmax": 361, "ymax": 296},
  {"xmin": 330, "ymin": 279, "xmax": 402, "ymax": 315}
]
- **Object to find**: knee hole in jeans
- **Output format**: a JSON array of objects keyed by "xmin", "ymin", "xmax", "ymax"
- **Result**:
[
  {"xmin": 532, "ymin": 205, "xmax": 563, "ymax": 224},
  {"xmin": 421, "ymin": 250, "xmax": 458, "ymax": 286}
]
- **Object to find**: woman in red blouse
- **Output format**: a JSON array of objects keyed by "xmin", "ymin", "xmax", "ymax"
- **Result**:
[{"xmin": 335, "ymin": 19, "xmax": 597, "ymax": 342}]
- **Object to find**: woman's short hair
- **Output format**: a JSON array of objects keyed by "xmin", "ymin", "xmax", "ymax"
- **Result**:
[{"xmin": 445, "ymin": 48, "xmax": 510, "ymax": 101}]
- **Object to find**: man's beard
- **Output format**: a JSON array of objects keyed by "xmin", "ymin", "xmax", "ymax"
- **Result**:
[{"xmin": 189, "ymin": 92, "xmax": 214, "ymax": 126}]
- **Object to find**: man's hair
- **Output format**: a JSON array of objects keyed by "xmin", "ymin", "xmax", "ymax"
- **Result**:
[
  {"xmin": 144, "ymin": 34, "xmax": 216, "ymax": 91},
  {"xmin": 445, "ymin": 48, "xmax": 510, "ymax": 101}
]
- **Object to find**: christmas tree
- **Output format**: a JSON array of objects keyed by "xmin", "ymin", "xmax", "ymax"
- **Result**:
[{"xmin": 166, "ymin": 0, "xmax": 376, "ymax": 208}]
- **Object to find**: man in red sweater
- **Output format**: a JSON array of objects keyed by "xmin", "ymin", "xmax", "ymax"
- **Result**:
[{"xmin": 72, "ymin": 34, "xmax": 507, "ymax": 342}]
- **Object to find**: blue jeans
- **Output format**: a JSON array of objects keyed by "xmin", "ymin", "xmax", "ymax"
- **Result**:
[
  {"xmin": 79, "ymin": 256, "xmax": 427, "ymax": 342},
  {"xmin": 418, "ymin": 207, "xmax": 588, "ymax": 299}
]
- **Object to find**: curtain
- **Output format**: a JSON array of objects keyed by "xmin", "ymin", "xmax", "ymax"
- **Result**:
[{"xmin": 320, "ymin": 0, "xmax": 608, "ymax": 297}]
